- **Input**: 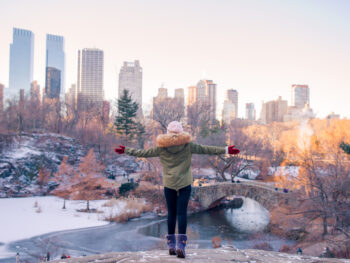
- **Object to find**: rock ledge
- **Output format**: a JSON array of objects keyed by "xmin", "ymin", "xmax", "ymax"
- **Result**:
[{"xmin": 51, "ymin": 247, "xmax": 350, "ymax": 263}]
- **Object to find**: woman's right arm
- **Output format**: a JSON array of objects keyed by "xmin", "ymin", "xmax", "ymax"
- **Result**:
[{"xmin": 124, "ymin": 147, "xmax": 160, "ymax": 158}]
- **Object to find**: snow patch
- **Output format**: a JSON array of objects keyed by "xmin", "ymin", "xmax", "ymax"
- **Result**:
[{"xmin": 0, "ymin": 196, "xmax": 113, "ymax": 251}]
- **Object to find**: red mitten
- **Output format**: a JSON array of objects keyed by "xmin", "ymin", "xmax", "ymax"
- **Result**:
[
  {"xmin": 115, "ymin": 145, "xmax": 125, "ymax": 154},
  {"xmin": 228, "ymin": 145, "xmax": 240, "ymax": 155}
]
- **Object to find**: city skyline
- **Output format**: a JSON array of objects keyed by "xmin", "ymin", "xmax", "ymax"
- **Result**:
[{"xmin": 0, "ymin": 0, "xmax": 349, "ymax": 118}]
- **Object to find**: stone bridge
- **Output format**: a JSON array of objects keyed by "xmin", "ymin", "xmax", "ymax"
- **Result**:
[{"xmin": 191, "ymin": 181, "xmax": 289, "ymax": 211}]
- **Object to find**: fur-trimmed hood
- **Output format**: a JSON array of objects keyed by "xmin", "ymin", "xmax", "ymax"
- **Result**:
[{"xmin": 156, "ymin": 132, "xmax": 192, "ymax": 148}]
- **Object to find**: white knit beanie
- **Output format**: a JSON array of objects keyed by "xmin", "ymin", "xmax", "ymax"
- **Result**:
[{"xmin": 167, "ymin": 121, "xmax": 183, "ymax": 133}]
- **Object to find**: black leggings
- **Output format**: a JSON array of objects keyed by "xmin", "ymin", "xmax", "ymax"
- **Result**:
[{"xmin": 164, "ymin": 184, "xmax": 192, "ymax": 235}]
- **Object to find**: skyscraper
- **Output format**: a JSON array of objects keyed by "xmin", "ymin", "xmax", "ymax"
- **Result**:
[
  {"xmin": 175, "ymin": 88, "xmax": 184, "ymax": 105},
  {"xmin": 77, "ymin": 48, "xmax": 104, "ymax": 110},
  {"xmin": 156, "ymin": 86, "xmax": 168, "ymax": 100},
  {"xmin": 46, "ymin": 34, "xmax": 65, "ymax": 100},
  {"xmin": 118, "ymin": 60, "xmax": 142, "ymax": 116},
  {"xmin": 245, "ymin": 103, "xmax": 256, "ymax": 121},
  {"xmin": 291, "ymin": 84, "xmax": 309, "ymax": 108},
  {"xmin": 45, "ymin": 67, "xmax": 61, "ymax": 99},
  {"xmin": 9, "ymin": 28, "xmax": 34, "ymax": 97},
  {"xmin": 196, "ymin": 79, "xmax": 217, "ymax": 122},
  {"xmin": 227, "ymin": 89, "xmax": 238, "ymax": 119}
]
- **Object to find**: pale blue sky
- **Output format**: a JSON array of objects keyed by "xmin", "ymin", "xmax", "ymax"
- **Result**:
[{"xmin": 0, "ymin": 0, "xmax": 349, "ymax": 118}]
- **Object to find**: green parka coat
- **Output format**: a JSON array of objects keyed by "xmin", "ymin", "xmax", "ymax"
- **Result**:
[{"xmin": 125, "ymin": 132, "xmax": 226, "ymax": 191}]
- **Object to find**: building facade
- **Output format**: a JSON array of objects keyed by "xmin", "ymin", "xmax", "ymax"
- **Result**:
[
  {"xmin": 9, "ymin": 28, "xmax": 34, "ymax": 98},
  {"xmin": 227, "ymin": 89, "xmax": 238, "ymax": 118},
  {"xmin": 245, "ymin": 103, "xmax": 256, "ymax": 121},
  {"xmin": 118, "ymin": 60, "xmax": 142, "ymax": 116},
  {"xmin": 45, "ymin": 67, "xmax": 61, "ymax": 99},
  {"xmin": 196, "ymin": 79, "xmax": 217, "ymax": 122},
  {"xmin": 260, "ymin": 96, "xmax": 288, "ymax": 124},
  {"xmin": 175, "ymin": 88, "xmax": 184, "ymax": 107},
  {"xmin": 65, "ymin": 84, "xmax": 76, "ymax": 110},
  {"xmin": 222, "ymin": 100, "xmax": 236, "ymax": 125},
  {"xmin": 291, "ymin": 84, "xmax": 309, "ymax": 108},
  {"xmin": 77, "ymin": 48, "xmax": 104, "ymax": 110},
  {"xmin": 46, "ymin": 34, "xmax": 65, "ymax": 100},
  {"xmin": 187, "ymin": 86, "xmax": 197, "ymax": 106},
  {"xmin": 30, "ymin": 81, "xmax": 41, "ymax": 102}
]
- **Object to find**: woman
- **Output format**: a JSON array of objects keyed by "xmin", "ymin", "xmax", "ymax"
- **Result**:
[{"xmin": 115, "ymin": 121, "xmax": 240, "ymax": 258}]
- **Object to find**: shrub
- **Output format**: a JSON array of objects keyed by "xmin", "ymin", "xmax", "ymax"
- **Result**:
[
  {"xmin": 211, "ymin": 236, "xmax": 222, "ymax": 248},
  {"xmin": 119, "ymin": 182, "xmax": 138, "ymax": 196}
]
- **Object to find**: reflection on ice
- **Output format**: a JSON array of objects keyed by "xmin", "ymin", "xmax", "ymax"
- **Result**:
[{"xmin": 225, "ymin": 197, "xmax": 270, "ymax": 233}]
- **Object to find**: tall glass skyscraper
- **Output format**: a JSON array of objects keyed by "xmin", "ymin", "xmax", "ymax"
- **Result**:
[
  {"xmin": 46, "ymin": 34, "xmax": 65, "ymax": 100},
  {"xmin": 8, "ymin": 28, "xmax": 34, "ymax": 98}
]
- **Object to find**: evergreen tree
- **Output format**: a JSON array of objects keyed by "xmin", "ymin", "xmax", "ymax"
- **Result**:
[
  {"xmin": 114, "ymin": 89, "xmax": 139, "ymax": 139},
  {"xmin": 340, "ymin": 142, "xmax": 350, "ymax": 154}
]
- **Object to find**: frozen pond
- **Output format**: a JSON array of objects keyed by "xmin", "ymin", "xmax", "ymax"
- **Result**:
[{"xmin": 0, "ymin": 197, "xmax": 294, "ymax": 263}]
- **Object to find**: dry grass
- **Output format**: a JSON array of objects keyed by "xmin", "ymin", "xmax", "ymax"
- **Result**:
[
  {"xmin": 134, "ymin": 181, "xmax": 159, "ymax": 193},
  {"xmin": 102, "ymin": 198, "xmax": 119, "ymax": 207},
  {"xmin": 103, "ymin": 197, "xmax": 152, "ymax": 223}
]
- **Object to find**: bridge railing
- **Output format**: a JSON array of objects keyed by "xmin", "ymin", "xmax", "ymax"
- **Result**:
[{"xmin": 193, "ymin": 179, "xmax": 289, "ymax": 194}]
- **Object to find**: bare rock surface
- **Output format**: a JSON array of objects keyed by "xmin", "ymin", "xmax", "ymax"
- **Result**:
[{"xmin": 51, "ymin": 247, "xmax": 350, "ymax": 263}]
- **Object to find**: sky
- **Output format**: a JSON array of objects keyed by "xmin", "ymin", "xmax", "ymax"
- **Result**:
[{"xmin": 0, "ymin": 0, "xmax": 349, "ymax": 118}]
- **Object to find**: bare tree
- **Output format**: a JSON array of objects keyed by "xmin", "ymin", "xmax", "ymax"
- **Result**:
[
  {"xmin": 186, "ymin": 101, "xmax": 211, "ymax": 137},
  {"xmin": 152, "ymin": 97, "xmax": 184, "ymax": 132},
  {"xmin": 71, "ymin": 149, "xmax": 107, "ymax": 211},
  {"xmin": 198, "ymin": 125, "xmax": 263, "ymax": 181}
]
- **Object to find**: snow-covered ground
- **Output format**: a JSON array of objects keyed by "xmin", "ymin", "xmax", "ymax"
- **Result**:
[
  {"xmin": 0, "ymin": 196, "xmax": 139, "ymax": 258},
  {"xmin": 269, "ymin": 166, "xmax": 299, "ymax": 177}
]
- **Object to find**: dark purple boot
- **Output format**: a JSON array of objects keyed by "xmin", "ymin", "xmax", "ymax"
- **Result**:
[
  {"xmin": 166, "ymin": 234, "xmax": 176, "ymax": 255},
  {"xmin": 176, "ymin": 234, "xmax": 187, "ymax": 258}
]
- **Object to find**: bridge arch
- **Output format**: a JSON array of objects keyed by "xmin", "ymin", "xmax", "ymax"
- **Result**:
[{"xmin": 191, "ymin": 181, "xmax": 288, "ymax": 211}]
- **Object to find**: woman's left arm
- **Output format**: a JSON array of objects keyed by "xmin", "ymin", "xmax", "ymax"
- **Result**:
[{"xmin": 124, "ymin": 147, "xmax": 160, "ymax": 158}]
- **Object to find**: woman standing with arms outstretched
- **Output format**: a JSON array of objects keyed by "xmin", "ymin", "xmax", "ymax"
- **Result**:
[{"xmin": 115, "ymin": 121, "xmax": 240, "ymax": 258}]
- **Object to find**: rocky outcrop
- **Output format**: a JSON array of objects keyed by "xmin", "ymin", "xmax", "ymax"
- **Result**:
[
  {"xmin": 51, "ymin": 248, "xmax": 349, "ymax": 263},
  {"xmin": 0, "ymin": 133, "xmax": 86, "ymax": 197},
  {"xmin": 0, "ymin": 132, "xmax": 141, "ymax": 197}
]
